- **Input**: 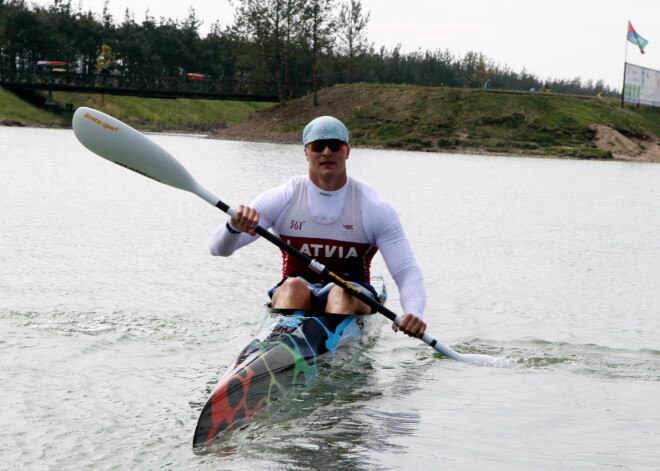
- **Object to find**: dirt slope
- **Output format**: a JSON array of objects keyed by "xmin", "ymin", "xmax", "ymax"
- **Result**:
[
  {"xmin": 216, "ymin": 86, "xmax": 381, "ymax": 144},
  {"xmin": 591, "ymin": 124, "xmax": 660, "ymax": 163}
]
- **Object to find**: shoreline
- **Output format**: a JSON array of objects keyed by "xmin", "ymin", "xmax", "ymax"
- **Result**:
[
  {"xmin": 3, "ymin": 120, "xmax": 656, "ymax": 164},
  {"xmin": 0, "ymin": 104, "xmax": 660, "ymax": 163},
  {"xmin": 209, "ymin": 131, "xmax": 658, "ymax": 164}
]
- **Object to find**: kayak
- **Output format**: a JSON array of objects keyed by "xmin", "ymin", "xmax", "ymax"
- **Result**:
[{"xmin": 193, "ymin": 275, "xmax": 387, "ymax": 447}]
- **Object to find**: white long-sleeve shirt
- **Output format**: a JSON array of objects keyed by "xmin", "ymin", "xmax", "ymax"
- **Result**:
[{"xmin": 210, "ymin": 175, "xmax": 426, "ymax": 319}]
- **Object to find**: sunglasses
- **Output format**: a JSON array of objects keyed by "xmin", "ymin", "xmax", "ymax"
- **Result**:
[{"xmin": 306, "ymin": 139, "xmax": 347, "ymax": 152}]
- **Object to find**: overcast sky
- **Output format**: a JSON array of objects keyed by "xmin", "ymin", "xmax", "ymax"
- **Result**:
[{"xmin": 30, "ymin": 0, "xmax": 660, "ymax": 90}]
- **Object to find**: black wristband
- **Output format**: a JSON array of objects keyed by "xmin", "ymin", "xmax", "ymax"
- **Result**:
[{"xmin": 226, "ymin": 222, "xmax": 241, "ymax": 234}]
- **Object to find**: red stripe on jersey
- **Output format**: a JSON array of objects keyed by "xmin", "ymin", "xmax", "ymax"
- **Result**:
[{"xmin": 280, "ymin": 235, "xmax": 377, "ymax": 283}]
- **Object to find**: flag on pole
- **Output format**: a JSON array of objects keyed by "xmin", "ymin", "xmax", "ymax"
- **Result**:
[{"xmin": 627, "ymin": 21, "xmax": 648, "ymax": 54}]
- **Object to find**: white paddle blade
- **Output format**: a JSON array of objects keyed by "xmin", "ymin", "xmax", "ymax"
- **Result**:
[
  {"xmin": 72, "ymin": 107, "xmax": 219, "ymax": 206},
  {"xmin": 421, "ymin": 334, "xmax": 513, "ymax": 367}
]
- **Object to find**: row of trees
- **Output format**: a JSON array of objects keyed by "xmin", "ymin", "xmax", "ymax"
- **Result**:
[{"xmin": 0, "ymin": 0, "xmax": 618, "ymax": 104}]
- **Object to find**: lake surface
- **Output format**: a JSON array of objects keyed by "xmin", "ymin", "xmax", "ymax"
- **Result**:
[{"xmin": 1, "ymin": 126, "xmax": 659, "ymax": 470}]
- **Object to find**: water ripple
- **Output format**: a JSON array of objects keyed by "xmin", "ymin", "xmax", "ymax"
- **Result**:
[{"xmin": 457, "ymin": 337, "xmax": 660, "ymax": 380}]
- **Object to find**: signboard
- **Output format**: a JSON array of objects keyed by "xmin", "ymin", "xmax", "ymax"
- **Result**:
[{"xmin": 623, "ymin": 63, "xmax": 660, "ymax": 107}]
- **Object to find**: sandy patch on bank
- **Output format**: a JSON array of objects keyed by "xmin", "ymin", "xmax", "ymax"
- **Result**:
[{"xmin": 592, "ymin": 124, "xmax": 660, "ymax": 163}]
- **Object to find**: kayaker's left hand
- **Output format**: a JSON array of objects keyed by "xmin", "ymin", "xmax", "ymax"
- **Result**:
[{"xmin": 393, "ymin": 313, "xmax": 426, "ymax": 338}]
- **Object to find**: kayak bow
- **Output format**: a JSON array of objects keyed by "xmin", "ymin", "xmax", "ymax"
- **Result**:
[{"xmin": 193, "ymin": 276, "xmax": 387, "ymax": 447}]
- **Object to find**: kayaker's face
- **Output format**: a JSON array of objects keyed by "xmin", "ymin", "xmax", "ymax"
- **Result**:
[{"xmin": 305, "ymin": 140, "xmax": 350, "ymax": 191}]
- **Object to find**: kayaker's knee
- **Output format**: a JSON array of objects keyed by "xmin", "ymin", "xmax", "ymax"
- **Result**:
[
  {"xmin": 271, "ymin": 277, "xmax": 311, "ymax": 309},
  {"xmin": 326, "ymin": 286, "xmax": 370, "ymax": 315}
]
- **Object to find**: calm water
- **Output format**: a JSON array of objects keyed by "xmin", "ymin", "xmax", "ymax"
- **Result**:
[{"xmin": 1, "ymin": 126, "xmax": 659, "ymax": 470}]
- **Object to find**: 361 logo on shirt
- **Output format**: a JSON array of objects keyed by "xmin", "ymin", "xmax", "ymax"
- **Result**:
[{"xmin": 289, "ymin": 219, "xmax": 305, "ymax": 230}]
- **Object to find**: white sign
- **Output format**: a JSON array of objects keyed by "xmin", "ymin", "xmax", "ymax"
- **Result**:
[{"xmin": 624, "ymin": 63, "xmax": 660, "ymax": 107}]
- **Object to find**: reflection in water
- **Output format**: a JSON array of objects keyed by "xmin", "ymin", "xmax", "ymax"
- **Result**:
[{"xmin": 196, "ymin": 351, "xmax": 424, "ymax": 469}]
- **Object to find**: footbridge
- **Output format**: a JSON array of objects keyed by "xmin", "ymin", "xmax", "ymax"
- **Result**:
[{"xmin": 0, "ymin": 70, "xmax": 307, "ymax": 102}]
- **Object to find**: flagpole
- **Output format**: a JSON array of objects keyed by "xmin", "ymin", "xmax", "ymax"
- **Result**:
[{"xmin": 621, "ymin": 21, "xmax": 629, "ymax": 109}]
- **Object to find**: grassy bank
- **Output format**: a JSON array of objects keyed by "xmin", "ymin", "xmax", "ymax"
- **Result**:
[
  {"xmin": 221, "ymin": 84, "xmax": 660, "ymax": 160},
  {"xmin": 0, "ymin": 87, "xmax": 272, "ymax": 131},
  {"xmin": 351, "ymin": 87, "xmax": 648, "ymax": 156},
  {"xmin": 3, "ymin": 84, "xmax": 660, "ymax": 160}
]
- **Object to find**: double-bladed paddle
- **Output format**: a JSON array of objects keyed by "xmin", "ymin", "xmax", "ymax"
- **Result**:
[{"xmin": 72, "ymin": 106, "xmax": 506, "ymax": 366}]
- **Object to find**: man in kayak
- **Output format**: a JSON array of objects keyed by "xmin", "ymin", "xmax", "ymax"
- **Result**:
[{"xmin": 209, "ymin": 116, "xmax": 426, "ymax": 338}]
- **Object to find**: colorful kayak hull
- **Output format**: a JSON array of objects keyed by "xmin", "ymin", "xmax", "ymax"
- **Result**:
[{"xmin": 193, "ymin": 277, "xmax": 386, "ymax": 447}]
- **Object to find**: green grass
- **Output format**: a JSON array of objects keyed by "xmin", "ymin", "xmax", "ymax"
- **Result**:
[
  {"xmin": 320, "ymin": 85, "xmax": 660, "ymax": 156},
  {"xmin": 0, "ymin": 87, "xmax": 70, "ymax": 126},
  {"xmin": 4, "ymin": 83, "xmax": 660, "ymax": 158},
  {"xmin": 0, "ymin": 88, "xmax": 273, "ymax": 131}
]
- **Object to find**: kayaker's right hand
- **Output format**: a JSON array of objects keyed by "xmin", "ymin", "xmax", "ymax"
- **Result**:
[
  {"xmin": 230, "ymin": 205, "xmax": 260, "ymax": 236},
  {"xmin": 393, "ymin": 313, "xmax": 426, "ymax": 338}
]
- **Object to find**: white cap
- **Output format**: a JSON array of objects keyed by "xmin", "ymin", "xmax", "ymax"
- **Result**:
[{"xmin": 302, "ymin": 116, "xmax": 349, "ymax": 145}]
